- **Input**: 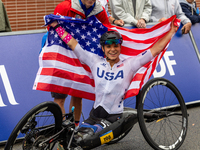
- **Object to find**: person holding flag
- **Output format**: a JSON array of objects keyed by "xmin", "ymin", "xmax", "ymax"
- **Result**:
[
  {"xmin": 51, "ymin": 0, "xmax": 112, "ymax": 127},
  {"xmin": 46, "ymin": 15, "xmax": 179, "ymax": 140}
]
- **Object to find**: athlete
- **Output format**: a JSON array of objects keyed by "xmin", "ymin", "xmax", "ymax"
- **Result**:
[
  {"xmin": 50, "ymin": 18, "xmax": 178, "ymax": 138},
  {"xmin": 52, "ymin": 0, "xmax": 110, "ymax": 127}
]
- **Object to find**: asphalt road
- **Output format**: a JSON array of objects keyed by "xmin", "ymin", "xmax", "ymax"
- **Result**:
[{"xmin": 1, "ymin": 105, "xmax": 200, "ymax": 150}]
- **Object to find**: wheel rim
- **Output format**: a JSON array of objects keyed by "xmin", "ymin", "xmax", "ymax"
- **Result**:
[{"xmin": 138, "ymin": 79, "xmax": 188, "ymax": 150}]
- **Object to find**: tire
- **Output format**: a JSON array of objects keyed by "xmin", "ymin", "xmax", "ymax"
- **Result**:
[
  {"xmin": 5, "ymin": 101, "xmax": 63, "ymax": 150},
  {"xmin": 137, "ymin": 78, "xmax": 188, "ymax": 150}
]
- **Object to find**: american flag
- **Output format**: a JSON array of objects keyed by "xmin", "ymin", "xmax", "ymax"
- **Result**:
[{"xmin": 33, "ymin": 14, "xmax": 179, "ymax": 100}]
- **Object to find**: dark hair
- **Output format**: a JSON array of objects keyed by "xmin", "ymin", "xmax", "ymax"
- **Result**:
[{"xmin": 100, "ymin": 31, "xmax": 123, "ymax": 46}]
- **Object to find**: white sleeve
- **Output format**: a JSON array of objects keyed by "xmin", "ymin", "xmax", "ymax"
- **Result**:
[
  {"xmin": 73, "ymin": 43, "xmax": 100, "ymax": 68},
  {"xmin": 129, "ymin": 49, "xmax": 154, "ymax": 72}
]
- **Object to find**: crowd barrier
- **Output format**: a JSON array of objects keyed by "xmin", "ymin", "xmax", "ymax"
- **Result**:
[{"xmin": 0, "ymin": 23, "xmax": 200, "ymax": 143}]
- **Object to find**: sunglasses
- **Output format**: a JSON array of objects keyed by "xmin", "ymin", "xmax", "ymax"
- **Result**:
[{"xmin": 104, "ymin": 39, "xmax": 122, "ymax": 45}]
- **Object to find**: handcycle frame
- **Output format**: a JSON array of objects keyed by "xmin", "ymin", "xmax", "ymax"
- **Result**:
[{"xmin": 5, "ymin": 78, "xmax": 188, "ymax": 150}]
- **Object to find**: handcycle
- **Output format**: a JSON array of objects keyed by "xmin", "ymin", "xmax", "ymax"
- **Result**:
[{"xmin": 5, "ymin": 78, "xmax": 188, "ymax": 150}]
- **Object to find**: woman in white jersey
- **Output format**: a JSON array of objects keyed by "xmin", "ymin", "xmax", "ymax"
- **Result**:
[{"xmin": 50, "ymin": 19, "xmax": 178, "ymax": 134}]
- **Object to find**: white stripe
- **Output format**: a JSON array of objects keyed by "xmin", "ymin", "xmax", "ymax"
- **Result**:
[
  {"xmin": 122, "ymin": 41, "xmax": 152, "ymax": 50},
  {"xmin": 41, "ymin": 44, "xmax": 78, "ymax": 59},
  {"xmin": 35, "ymin": 75, "xmax": 95, "ymax": 93},
  {"xmin": 111, "ymin": 23, "xmax": 171, "ymax": 40},
  {"xmin": 127, "ymin": 81, "xmax": 141, "ymax": 89},
  {"xmin": 39, "ymin": 60, "xmax": 93, "ymax": 77},
  {"xmin": 136, "ymin": 66, "xmax": 148, "ymax": 74}
]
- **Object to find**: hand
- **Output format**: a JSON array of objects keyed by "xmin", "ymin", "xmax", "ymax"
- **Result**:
[
  {"xmin": 114, "ymin": 19, "xmax": 124, "ymax": 26},
  {"xmin": 136, "ymin": 19, "xmax": 146, "ymax": 28},
  {"xmin": 159, "ymin": 17, "xmax": 167, "ymax": 22},
  {"xmin": 170, "ymin": 18, "xmax": 179, "ymax": 34},
  {"xmin": 50, "ymin": 20, "xmax": 58, "ymax": 27},
  {"xmin": 181, "ymin": 22, "xmax": 192, "ymax": 34}
]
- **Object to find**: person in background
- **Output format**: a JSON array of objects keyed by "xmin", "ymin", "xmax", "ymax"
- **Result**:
[
  {"xmin": 109, "ymin": 0, "xmax": 152, "ymax": 28},
  {"xmin": 99, "ymin": 0, "xmax": 124, "ymax": 26},
  {"xmin": 51, "ymin": 0, "xmax": 111, "ymax": 128},
  {"xmin": 150, "ymin": 0, "xmax": 192, "ymax": 34},
  {"xmin": 179, "ymin": 0, "xmax": 200, "ymax": 24},
  {"xmin": 0, "ymin": 0, "xmax": 11, "ymax": 32}
]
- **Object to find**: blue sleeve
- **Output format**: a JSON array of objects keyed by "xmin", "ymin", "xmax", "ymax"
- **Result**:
[
  {"xmin": 39, "ymin": 32, "xmax": 48, "ymax": 54},
  {"xmin": 107, "ymin": 10, "xmax": 111, "ymax": 17}
]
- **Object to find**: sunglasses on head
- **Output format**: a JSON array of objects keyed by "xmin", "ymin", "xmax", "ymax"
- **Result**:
[{"xmin": 104, "ymin": 39, "xmax": 122, "ymax": 45}]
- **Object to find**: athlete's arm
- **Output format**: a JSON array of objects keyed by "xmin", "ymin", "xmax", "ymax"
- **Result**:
[
  {"xmin": 150, "ymin": 19, "xmax": 178, "ymax": 57},
  {"xmin": 50, "ymin": 21, "xmax": 78, "ymax": 51}
]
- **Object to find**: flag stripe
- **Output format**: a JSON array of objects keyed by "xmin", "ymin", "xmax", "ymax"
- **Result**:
[
  {"xmin": 39, "ymin": 68, "xmax": 95, "ymax": 86},
  {"xmin": 42, "ymin": 52, "xmax": 92, "ymax": 72},
  {"xmin": 35, "ymin": 76, "xmax": 95, "ymax": 93},
  {"xmin": 36, "ymin": 82, "xmax": 95, "ymax": 100}
]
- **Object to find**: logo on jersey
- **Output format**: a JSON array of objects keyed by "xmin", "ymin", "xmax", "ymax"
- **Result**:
[
  {"xmin": 101, "ymin": 63, "xmax": 107, "ymax": 67},
  {"xmin": 97, "ymin": 67, "xmax": 124, "ymax": 80},
  {"xmin": 142, "ymin": 51, "xmax": 147, "ymax": 55}
]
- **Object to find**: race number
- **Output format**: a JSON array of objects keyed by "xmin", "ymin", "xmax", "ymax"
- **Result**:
[{"xmin": 100, "ymin": 130, "xmax": 114, "ymax": 144}]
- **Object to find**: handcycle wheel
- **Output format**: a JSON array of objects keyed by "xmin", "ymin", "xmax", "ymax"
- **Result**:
[
  {"xmin": 137, "ymin": 78, "xmax": 188, "ymax": 150},
  {"xmin": 5, "ymin": 101, "xmax": 63, "ymax": 150}
]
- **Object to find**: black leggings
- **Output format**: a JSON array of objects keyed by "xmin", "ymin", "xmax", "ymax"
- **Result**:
[{"xmin": 84, "ymin": 106, "xmax": 122, "ymax": 125}]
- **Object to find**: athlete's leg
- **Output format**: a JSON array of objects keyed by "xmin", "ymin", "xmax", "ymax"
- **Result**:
[
  {"xmin": 69, "ymin": 96, "xmax": 82, "ymax": 126},
  {"xmin": 51, "ymin": 92, "xmax": 68, "ymax": 115},
  {"xmin": 54, "ymin": 98, "xmax": 66, "ymax": 114}
]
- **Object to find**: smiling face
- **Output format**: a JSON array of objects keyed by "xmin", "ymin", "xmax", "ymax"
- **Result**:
[
  {"xmin": 81, "ymin": 0, "xmax": 96, "ymax": 9},
  {"xmin": 102, "ymin": 43, "xmax": 121, "ymax": 66}
]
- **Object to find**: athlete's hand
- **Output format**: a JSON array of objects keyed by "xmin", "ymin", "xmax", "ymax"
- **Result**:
[
  {"xmin": 50, "ymin": 20, "xmax": 58, "ymax": 27},
  {"xmin": 170, "ymin": 18, "xmax": 179, "ymax": 34}
]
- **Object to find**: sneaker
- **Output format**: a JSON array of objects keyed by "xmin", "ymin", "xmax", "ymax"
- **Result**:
[{"xmin": 75, "ymin": 125, "xmax": 79, "ymax": 131}]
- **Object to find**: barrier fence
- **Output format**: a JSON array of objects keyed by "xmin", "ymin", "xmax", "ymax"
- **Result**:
[{"xmin": 0, "ymin": 23, "xmax": 200, "ymax": 143}]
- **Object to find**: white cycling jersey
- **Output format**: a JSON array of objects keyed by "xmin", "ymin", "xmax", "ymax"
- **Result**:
[{"xmin": 74, "ymin": 44, "xmax": 153, "ymax": 114}]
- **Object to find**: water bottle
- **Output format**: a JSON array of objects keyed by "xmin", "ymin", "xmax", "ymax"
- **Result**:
[{"xmin": 196, "ymin": 7, "xmax": 199, "ymax": 15}]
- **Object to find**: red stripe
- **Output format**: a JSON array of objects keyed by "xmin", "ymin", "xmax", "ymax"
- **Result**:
[
  {"xmin": 121, "ymin": 46, "xmax": 144, "ymax": 56},
  {"xmin": 132, "ymin": 73, "xmax": 145, "ymax": 81},
  {"xmin": 125, "ymin": 88, "xmax": 139, "ymax": 99},
  {"xmin": 42, "ymin": 52, "xmax": 91, "ymax": 72},
  {"xmin": 40, "ymin": 68, "xmax": 95, "ymax": 86},
  {"xmin": 36, "ymin": 83, "xmax": 95, "ymax": 100}
]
